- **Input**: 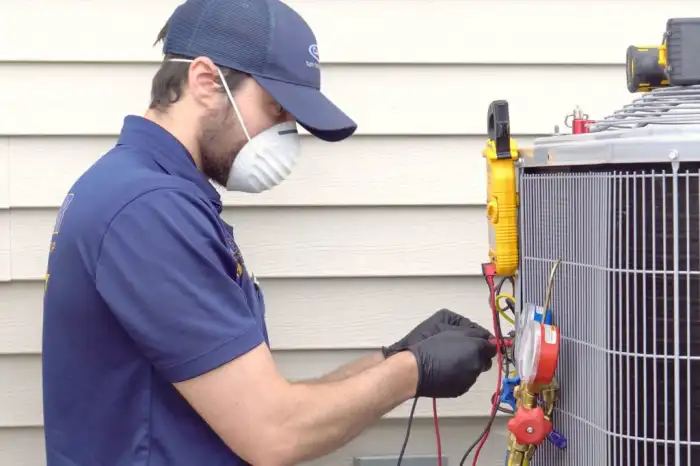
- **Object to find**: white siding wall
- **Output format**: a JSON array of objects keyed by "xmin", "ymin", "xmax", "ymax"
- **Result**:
[{"xmin": 0, "ymin": 1, "xmax": 695, "ymax": 464}]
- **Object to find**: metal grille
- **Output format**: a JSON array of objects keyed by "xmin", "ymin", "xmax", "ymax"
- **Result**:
[{"xmin": 519, "ymin": 162, "xmax": 700, "ymax": 466}]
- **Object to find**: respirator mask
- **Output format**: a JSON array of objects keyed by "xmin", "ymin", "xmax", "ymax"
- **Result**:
[{"xmin": 170, "ymin": 59, "xmax": 302, "ymax": 193}]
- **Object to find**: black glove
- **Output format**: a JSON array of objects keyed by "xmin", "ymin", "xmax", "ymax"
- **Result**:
[
  {"xmin": 382, "ymin": 309, "xmax": 492, "ymax": 358},
  {"xmin": 407, "ymin": 329, "xmax": 497, "ymax": 398}
]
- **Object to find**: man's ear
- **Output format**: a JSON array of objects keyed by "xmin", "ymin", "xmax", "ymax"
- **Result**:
[{"xmin": 186, "ymin": 57, "xmax": 223, "ymax": 105}]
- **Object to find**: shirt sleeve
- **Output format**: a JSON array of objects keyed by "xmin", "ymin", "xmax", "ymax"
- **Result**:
[{"xmin": 95, "ymin": 188, "xmax": 265, "ymax": 382}]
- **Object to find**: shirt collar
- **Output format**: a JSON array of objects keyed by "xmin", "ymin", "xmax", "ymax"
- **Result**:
[{"xmin": 116, "ymin": 115, "xmax": 223, "ymax": 212}]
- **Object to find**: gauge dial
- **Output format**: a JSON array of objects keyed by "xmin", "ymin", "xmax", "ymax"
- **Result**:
[
  {"xmin": 514, "ymin": 303, "xmax": 535, "ymax": 373},
  {"xmin": 516, "ymin": 320, "xmax": 541, "ymax": 382}
]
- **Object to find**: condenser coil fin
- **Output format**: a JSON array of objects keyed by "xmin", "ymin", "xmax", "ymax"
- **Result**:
[{"xmin": 519, "ymin": 121, "xmax": 700, "ymax": 465}]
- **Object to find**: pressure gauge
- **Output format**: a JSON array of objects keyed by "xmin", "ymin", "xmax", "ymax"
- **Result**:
[
  {"xmin": 514, "ymin": 303, "xmax": 537, "ymax": 367},
  {"xmin": 515, "ymin": 320, "xmax": 560, "ymax": 386},
  {"xmin": 516, "ymin": 303, "xmax": 536, "ymax": 336}
]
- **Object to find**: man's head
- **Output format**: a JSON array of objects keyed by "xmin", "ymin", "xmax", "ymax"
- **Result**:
[
  {"xmin": 148, "ymin": 26, "xmax": 292, "ymax": 189},
  {"xmin": 146, "ymin": 0, "xmax": 357, "ymax": 193}
]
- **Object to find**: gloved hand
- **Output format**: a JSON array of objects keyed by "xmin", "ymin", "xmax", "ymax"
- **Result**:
[
  {"xmin": 406, "ymin": 329, "xmax": 497, "ymax": 398},
  {"xmin": 382, "ymin": 309, "xmax": 492, "ymax": 358}
]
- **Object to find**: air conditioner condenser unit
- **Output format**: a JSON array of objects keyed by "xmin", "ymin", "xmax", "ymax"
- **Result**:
[{"xmin": 480, "ymin": 17, "xmax": 700, "ymax": 466}]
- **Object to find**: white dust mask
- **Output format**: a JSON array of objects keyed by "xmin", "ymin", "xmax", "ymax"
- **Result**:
[
  {"xmin": 225, "ymin": 120, "xmax": 301, "ymax": 193},
  {"xmin": 169, "ymin": 59, "xmax": 302, "ymax": 193}
]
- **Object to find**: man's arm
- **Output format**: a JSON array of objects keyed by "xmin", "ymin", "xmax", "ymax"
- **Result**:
[
  {"xmin": 302, "ymin": 307, "xmax": 495, "ymax": 386},
  {"xmin": 92, "ymin": 189, "xmax": 414, "ymax": 465},
  {"xmin": 300, "ymin": 351, "xmax": 384, "ymax": 384},
  {"xmin": 175, "ymin": 344, "xmax": 417, "ymax": 466}
]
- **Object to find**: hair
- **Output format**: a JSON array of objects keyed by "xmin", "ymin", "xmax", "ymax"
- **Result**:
[{"xmin": 148, "ymin": 22, "xmax": 248, "ymax": 112}]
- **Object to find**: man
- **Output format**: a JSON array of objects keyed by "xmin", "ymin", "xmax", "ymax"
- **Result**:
[{"xmin": 41, "ymin": 0, "xmax": 497, "ymax": 465}]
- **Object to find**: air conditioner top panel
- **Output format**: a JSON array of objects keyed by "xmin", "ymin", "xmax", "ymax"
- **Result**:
[
  {"xmin": 524, "ymin": 124, "xmax": 700, "ymax": 168},
  {"xmin": 523, "ymin": 85, "xmax": 700, "ymax": 168}
]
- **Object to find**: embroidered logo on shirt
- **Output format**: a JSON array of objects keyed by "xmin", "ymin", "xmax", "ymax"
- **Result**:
[
  {"xmin": 53, "ymin": 193, "xmax": 74, "ymax": 235},
  {"xmin": 225, "ymin": 235, "xmax": 245, "ymax": 278}
]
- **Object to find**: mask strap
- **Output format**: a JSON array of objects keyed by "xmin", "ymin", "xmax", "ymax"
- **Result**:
[{"xmin": 167, "ymin": 58, "xmax": 252, "ymax": 141}]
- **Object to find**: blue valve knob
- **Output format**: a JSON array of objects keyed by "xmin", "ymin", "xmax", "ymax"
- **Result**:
[
  {"xmin": 547, "ymin": 429, "xmax": 567, "ymax": 449},
  {"xmin": 499, "ymin": 376, "xmax": 520, "ymax": 411}
]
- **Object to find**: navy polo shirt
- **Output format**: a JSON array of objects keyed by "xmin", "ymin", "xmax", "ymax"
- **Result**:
[{"xmin": 42, "ymin": 116, "xmax": 269, "ymax": 466}]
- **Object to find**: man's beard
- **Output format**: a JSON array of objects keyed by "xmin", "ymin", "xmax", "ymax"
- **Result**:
[{"xmin": 198, "ymin": 106, "xmax": 245, "ymax": 188}]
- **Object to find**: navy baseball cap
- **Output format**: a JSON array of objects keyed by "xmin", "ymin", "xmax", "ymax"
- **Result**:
[{"xmin": 162, "ymin": 0, "xmax": 357, "ymax": 142}]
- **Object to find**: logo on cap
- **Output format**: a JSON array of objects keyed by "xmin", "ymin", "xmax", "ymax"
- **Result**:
[
  {"xmin": 306, "ymin": 44, "xmax": 321, "ymax": 70},
  {"xmin": 308, "ymin": 44, "xmax": 320, "ymax": 62}
]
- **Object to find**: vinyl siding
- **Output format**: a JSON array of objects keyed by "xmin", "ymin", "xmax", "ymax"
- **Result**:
[{"xmin": 2, "ymin": 0, "xmax": 695, "ymax": 464}]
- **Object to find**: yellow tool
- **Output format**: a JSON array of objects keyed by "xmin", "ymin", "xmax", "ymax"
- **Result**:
[
  {"xmin": 482, "ymin": 100, "xmax": 519, "ymax": 276},
  {"xmin": 626, "ymin": 18, "xmax": 700, "ymax": 93},
  {"xmin": 626, "ymin": 43, "xmax": 668, "ymax": 93}
]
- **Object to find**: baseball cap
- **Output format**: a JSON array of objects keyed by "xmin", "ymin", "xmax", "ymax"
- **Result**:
[{"xmin": 162, "ymin": 0, "xmax": 357, "ymax": 142}]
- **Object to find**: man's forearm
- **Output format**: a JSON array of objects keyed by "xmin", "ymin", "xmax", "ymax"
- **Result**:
[
  {"xmin": 272, "ymin": 352, "xmax": 417, "ymax": 465},
  {"xmin": 303, "ymin": 351, "xmax": 385, "ymax": 384}
]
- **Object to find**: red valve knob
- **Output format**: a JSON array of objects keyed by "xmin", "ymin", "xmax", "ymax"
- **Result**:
[{"xmin": 507, "ymin": 406, "xmax": 552, "ymax": 445}]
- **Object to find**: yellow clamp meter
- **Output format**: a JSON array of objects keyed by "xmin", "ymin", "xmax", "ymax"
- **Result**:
[{"xmin": 482, "ymin": 100, "xmax": 519, "ymax": 277}]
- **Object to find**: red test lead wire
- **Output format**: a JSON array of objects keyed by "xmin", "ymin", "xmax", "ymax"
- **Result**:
[
  {"xmin": 472, "ymin": 262, "xmax": 504, "ymax": 466},
  {"xmin": 489, "ymin": 337, "xmax": 513, "ymax": 348}
]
